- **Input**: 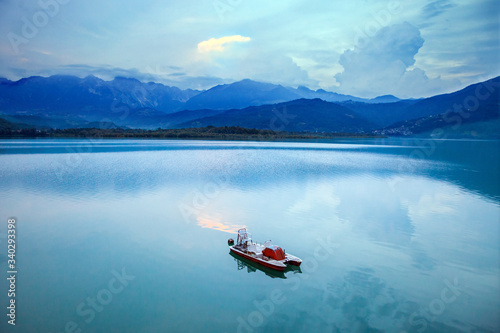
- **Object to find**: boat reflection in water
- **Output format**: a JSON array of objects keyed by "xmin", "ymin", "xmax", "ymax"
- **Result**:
[{"xmin": 229, "ymin": 251, "xmax": 302, "ymax": 279}]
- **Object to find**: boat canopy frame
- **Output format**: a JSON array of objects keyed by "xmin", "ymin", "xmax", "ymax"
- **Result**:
[{"xmin": 236, "ymin": 228, "xmax": 252, "ymax": 247}]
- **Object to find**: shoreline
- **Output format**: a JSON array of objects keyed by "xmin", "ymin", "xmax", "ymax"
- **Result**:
[{"xmin": 0, "ymin": 126, "xmax": 386, "ymax": 141}]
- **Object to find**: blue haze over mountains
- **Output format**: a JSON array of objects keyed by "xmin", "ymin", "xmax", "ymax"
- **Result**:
[{"xmin": 0, "ymin": 75, "xmax": 498, "ymax": 137}]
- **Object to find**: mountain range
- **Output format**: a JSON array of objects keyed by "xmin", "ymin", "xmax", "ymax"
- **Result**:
[{"xmin": 0, "ymin": 75, "xmax": 498, "ymax": 137}]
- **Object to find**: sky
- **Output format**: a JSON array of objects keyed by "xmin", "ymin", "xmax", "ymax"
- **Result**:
[{"xmin": 0, "ymin": 0, "xmax": 498, "ymax": 98}]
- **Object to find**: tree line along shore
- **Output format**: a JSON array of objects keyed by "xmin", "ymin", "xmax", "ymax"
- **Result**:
[{"xmin": 0, "ymin": 126, "xmax": 384, "ymax": 140}]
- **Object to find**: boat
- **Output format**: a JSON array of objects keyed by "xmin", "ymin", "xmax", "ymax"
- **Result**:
[
  {"xmin": 228, "ymin": 228, "xmax": 302, "ymax": 271},
  {"xmin": 229, "ymin": 251, "xmax": 287, "ymax": 279}
]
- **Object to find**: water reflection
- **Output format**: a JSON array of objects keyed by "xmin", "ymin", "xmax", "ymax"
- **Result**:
[
  {"xmin": 0, "ymin": 138, "xmax": 498, "ymax": 332},
  {"xmin": 229, "ymin": 251, "xmax": 302, "ymax": 279},
  {"xmin": 0, "ymin": 139, "xmax": 498, "ymax": 202},
  {"xmin": 320, "ymin": 267, "xmax": 478, "ymax": 333},
  {"xmin": 197, "ymin": 216, "xmax": 245, "ymax": 234}
]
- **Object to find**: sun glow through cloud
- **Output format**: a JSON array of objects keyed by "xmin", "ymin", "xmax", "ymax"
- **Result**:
[{"xmin": 197, "ymin": 35, "xmax": 251, "ymax": 53}]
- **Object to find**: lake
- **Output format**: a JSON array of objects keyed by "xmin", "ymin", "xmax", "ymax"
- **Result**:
[{"xmin": 0, "ymin": 138, "xmax": 498, "ymax": 333}]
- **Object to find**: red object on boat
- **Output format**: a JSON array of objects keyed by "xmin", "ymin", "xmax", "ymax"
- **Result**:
[{"xmin": 262, "ymin": 246, "xmax": 286, "ymax": 260}]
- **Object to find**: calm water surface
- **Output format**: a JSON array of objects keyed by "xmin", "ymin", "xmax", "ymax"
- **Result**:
[{"xmin": 0, "ymin": 138, "xmax": 498, "ymax": 333}]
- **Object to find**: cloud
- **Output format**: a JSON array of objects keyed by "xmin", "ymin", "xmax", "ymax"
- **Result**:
[
  {"xmin": 334, "ymin": 22, "xmax": 459, "ymax": 98},
  {"xmin": 197, "ymin": 42, "xmax": 316, "ymax": 88},
  {"xmin": 194, "ymin": 32, "xmax": 318, "ymax": 88},
  {"xmin": 0, "ymin": 1, "xmax": 496, "ymax": 96},
  {"xmin": 421, "ymin": 0, "xmax": 456, "ymax": 19},
  {"xmin": 237, "ymin": 50, "xmax": 316, "ymax": 87},
  {"xmin": 197, "ymin": 35, "xmax": 251, "ymax": 53}
]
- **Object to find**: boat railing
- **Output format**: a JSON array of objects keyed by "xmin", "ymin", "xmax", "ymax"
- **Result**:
[
  {"xmin": 241, "ymin": 240, "xmax": 272, "ymax": 248},
  {"xmin": 249, "ymin": 240, "xmax": 268, "ymax": 247}
]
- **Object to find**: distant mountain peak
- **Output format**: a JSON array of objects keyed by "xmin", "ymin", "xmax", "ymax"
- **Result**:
[
  {"xmin": 178, "ymin": 97, "xmax": 376, "ymax": 133},
  {"xmin": 376, "ymin": 94, "xmax": 398, "ymax": 99},
  {"xmin": 297, "ymin": 85, "xmax": 312, "ymax": 91},
  {"xmin": 83, "ymin": 74, "xmax": 100, "ymax": 80},
  {"xmin": 0, "ymin": 74, "xmax": 202, "ymax": 121},
  {"xmin": 286, "ymin": 97, "xmax": 325, "ymax": 104},
  {"xmin": 113, "ymin": 76, "xmax": 141, "ymax": 83},
  {"xmin": 369, "ymin": 94, "xmax": 401, "ymax": 103},
  {"xmin": 184, "ymin": 79, "xmax": 300, "ymax": 110}
]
